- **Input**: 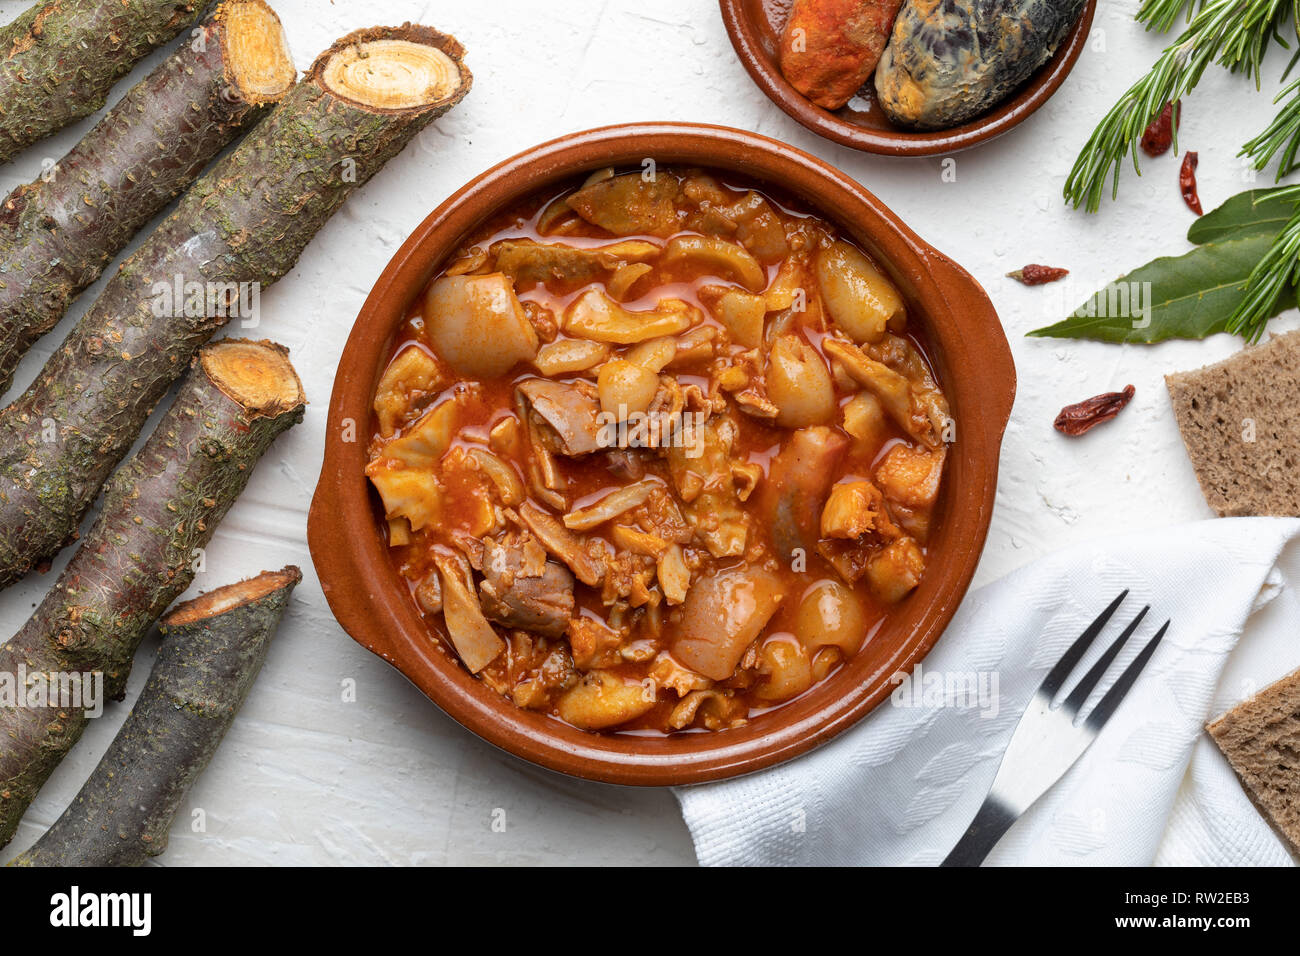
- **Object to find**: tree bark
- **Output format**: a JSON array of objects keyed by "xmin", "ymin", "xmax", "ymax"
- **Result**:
[
  {"xmin": 0, "ymin": 339, "xmax": 305, "ymax": 848},
  {"xmin": 0, "ymin": 24, "xmax": 471, "ymax": 589},
  {"xmin": 0, "ymin": 0, "xmax": 212, "ymax": 164},
  {"xmin": 11, "ymin": 566, "xmax": 300, "ymax": 867},
  {"xmin": 0, "ymin": 0, "xmax": 295, "ymax": 398}
]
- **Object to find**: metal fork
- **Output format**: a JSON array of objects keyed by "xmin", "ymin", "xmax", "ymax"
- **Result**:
[{"xmin": 941, "ymin": 591, "xmax": 1170, "ymax": 867}]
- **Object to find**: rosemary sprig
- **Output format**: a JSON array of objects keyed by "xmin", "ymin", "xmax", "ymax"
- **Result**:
[
  {"xmin": 1064, "ymin": 0, "xmax": 1294, "ymax": 214},
  {"xmin": 1225, "ymin": 184, "xmax": 1300, "ymax": 340},
  {"xmin": 1240, "ymin": 76, "xmax": 1300, "ymax": 175},
  {"xmin": 1138, "ymin": 0, "xmax": 1204, "ymax": 33},
  {"xmin": 1070, "ymin": 1, "xmax": 1300, "ymax": 340}
]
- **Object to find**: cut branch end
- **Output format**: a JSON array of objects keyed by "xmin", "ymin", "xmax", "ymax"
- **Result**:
[
  {"xmin": 162, "ymin": 565, "xmax": 302, "ymax": 628},
  {"xmin": 219, "ymin": 0, "xmax": 296, "ymax": 104},
  {"xmin": 200, "ymin": 339, "xmax": 306, "ymax": 420},
  {"xmin": 312, "ymin": 23, "xmax": 471, "ymax": 112}
]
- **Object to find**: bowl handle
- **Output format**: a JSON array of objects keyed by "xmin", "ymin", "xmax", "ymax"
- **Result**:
[
  {"xmin": 925, "ymin": 248, "xmax": 1017, "ymax": 442},
  {"xmin": 307, "ymin": 464, "xmax": 398, "ymax": 664}
]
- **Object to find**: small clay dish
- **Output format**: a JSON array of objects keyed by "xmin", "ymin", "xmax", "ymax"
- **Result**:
[
  {"xmin": 719, "ymin": 0, "xmax": 1096, "ymax": 156},
  {"xmin": 308, "ymin": 123, "xmax": 1015, "ymax": 786}
]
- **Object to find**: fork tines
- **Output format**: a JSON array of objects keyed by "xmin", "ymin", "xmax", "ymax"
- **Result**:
[{"xmin": 1040, "ymin": 590, "xmax": 1170, "ymax": 729}]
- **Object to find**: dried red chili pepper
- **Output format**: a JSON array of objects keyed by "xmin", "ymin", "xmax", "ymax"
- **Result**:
[
  {"xmin": 1008, "ymin": 264, "xmax": 1069, "ymax": 285},
  {"xmin": 1054, "ymin": 385, "xmax": 1136, "ymax": 436},
  {"xmin": 1180, "ymin": 151, "xmax": 1202, "ymax": 215},
  {"xmin": 1141, "ymin": 100, "xmax": 1179, "ymax": 157}
]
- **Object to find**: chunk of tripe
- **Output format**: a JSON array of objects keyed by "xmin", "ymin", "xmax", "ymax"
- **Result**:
[
  {"xmin": 557, "ymin": 671, "xmax": 656, "ymax": 730},
  {"xmin": 424, "ymin": 273, "xmax": 538, "ymax": 377},
  {"xmin": 669, "ymin": 565, "xmax": 784, "ymax": 680},
  {"xmin": 865, "ymin": 537, "xmax": 924, "ymax": 604},
  {"xmin": 562, "ymin": 289, "xmax": 696, "ymax": 344},
  {"xmin": 875, "ymin": 444, "xmax": 945, "ymax": 509},
  {"xmin": 433, "ymin": 552, "xmax": 505, "ymax": 673},
  {"xmin": 817, "ymin": 240, "xmax": 906, "ymax": 343},
  {"xmin": 366, "ymin": 395, "xmax": 464, "ymax": 531},
  {"xmin": 820, "ymin": 480, "xmax": 899, "ymax": 540},
  {"xmin": 373, "ymin": 345, "xmax": 443, "ymax": 437}
]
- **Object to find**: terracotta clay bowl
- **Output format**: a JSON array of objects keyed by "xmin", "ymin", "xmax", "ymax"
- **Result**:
[
  {"xmin": 308, "ymin": 122, "xmax": 1015, "ymax": 786},
  {"xmin": 719, "ymin": 0, "xmax": 1097, "ymax": 156}
]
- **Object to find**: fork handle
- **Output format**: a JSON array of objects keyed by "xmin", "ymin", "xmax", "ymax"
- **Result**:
[{"xmin": 940, "ymin": 795, "xmax": 1018, "ymax": 867}]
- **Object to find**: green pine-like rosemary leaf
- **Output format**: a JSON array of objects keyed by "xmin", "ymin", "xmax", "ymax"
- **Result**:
[
  {"xmin": 1065, "ymin": 0, "xmax": 1295, "ymax": 214},
  {"xmin": 1138, "ymin": 0, "xmax": 1204, "ymax": 33},
  {"xmin": 1241, "ymin": 76, "xmax": 1300, "ymax": 177},
  {"xmin": 1226, "ymin": 185, "xmax": 1300, "ymax": 339}
]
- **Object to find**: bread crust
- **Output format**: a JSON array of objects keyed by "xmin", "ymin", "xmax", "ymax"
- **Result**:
[
  {"xmin": 1207, "ymin": 667, "xmax": 1300, "ymax": 860},
  {"xmin": 1167, "ymin": 330, "xmax": 1300, "ymax": 516}
]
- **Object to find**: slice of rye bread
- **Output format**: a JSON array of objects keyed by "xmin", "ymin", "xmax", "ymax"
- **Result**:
[
  {"xmin": 1206, "ymin": 668, "xmax": 1300, "ymax": 858},
  {"xmin": 1166, "ymin": 330, "xmax": 1300, "ymax": 516}
]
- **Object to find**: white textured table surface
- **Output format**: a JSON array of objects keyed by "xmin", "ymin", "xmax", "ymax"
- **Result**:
[{"xmin": 0, "ymin": 0, "xmax": 1295, "ymax": 866}]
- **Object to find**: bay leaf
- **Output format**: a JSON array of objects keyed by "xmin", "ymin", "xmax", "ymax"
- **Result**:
[
  {"xmin": 1027, "ymin": 232, "xmax": 1296, "ymax": 343},
  {"xmin": 1186, "ymin": 187, "xmax": 1299, "ymax": 244}
]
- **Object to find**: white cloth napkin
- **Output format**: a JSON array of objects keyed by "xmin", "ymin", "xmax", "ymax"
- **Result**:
[{"xmin": 675, "ymin": 517, "xmax": 1300, "ymax": 866}]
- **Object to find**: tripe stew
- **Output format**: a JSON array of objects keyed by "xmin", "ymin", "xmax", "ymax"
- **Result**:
[{"xmin": 365, "ymin": 165, "xmax": 950, "ymax": 733}]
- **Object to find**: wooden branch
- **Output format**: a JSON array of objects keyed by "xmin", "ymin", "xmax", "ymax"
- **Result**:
[
  {"xmin": 0, "ymin": 0, "xmax": 212, "ymax": 164},
  {"xmin": 0, "ymin": 0, "xmax": 295, "ymax": 396},
  {"xmin": 0, "ymin": 24, "xmax": 471, "ymax": 589},
  {"xmin": 11, "ymin": 567, "xmax": 301, "ymax": 867},
  {"xmin": 0, "ymin": 339, "xmax": 305, "ymax": 848}
]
